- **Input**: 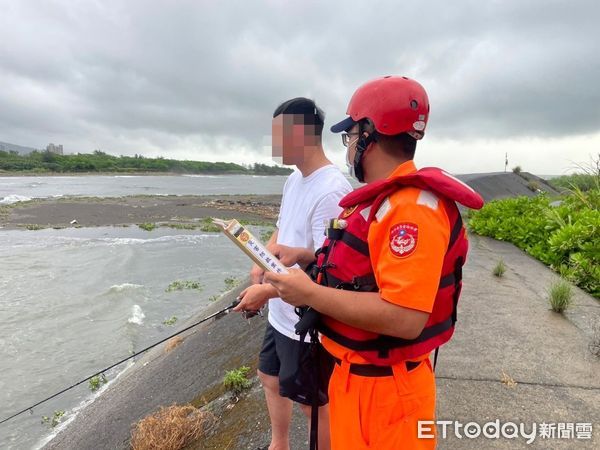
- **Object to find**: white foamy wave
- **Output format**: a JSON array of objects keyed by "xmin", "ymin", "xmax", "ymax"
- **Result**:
[
  {"xmin": 100, "ymin": 234, "xmax": 216, "ymax": 246},
  {"xmin": 128, "ymin": 305, "xmax": 145, "ymax": 325},
  {"xmin": 8, "ymin": 232, "xmax": 218, "ymax": 251},
  {"xmin": 0, "ymin": 194, "xmax": 32, "ymax": 204},
  {"xmin": 182, "ymin": 174, "xmax": 221, "ymax": 178},
  {"xmin": 51, "ymin": 234, "xmax": 215, "ymax": 247},
  {"xmin": 109, "ymin": 283, "xmax": 144, "ymax": 293}
]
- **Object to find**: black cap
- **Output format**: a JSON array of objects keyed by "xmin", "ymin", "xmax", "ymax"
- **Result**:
[{"xmin": 330, "ymin": 116, "xmax": 356, "ymax": 133}]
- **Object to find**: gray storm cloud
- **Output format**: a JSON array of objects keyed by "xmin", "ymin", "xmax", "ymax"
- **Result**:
[{"xmin": 0, "ymin": 0, "xmax": 598, "ymax": 168}]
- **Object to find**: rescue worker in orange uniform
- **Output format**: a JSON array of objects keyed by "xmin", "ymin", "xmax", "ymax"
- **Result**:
[{"xmin": 265, "ymin": 76, "xmax": 483, "ymax": 449}]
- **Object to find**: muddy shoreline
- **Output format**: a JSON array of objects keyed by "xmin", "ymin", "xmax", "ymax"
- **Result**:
[{"xmin": 0, "ymin": 194, "xmax": 281, "ymax": 229}]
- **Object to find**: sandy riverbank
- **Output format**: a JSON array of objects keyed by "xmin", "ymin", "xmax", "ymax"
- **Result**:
[
  {"xmin": 0, "ymin": 171, "xmax": 560, "ymax": 231},
  {"xmin": 0, "ymin": 194, "xmax": 281, "ymax": 229}
]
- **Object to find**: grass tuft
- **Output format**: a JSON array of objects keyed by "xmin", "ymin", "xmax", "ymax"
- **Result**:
[
  {"xmin": 500, "ymin": 371, "xmax": 517, "ymax": 388},
  {"xmin": 492, "ymin": 259, "xmax": 506, "ymax": 277},
  {"xmin": 548, "ymin": 279, "xmax": 573, "ymax": 313}
]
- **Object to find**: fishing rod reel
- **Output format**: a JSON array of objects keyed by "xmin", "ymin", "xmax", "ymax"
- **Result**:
[{"xmin": 232, "ymin": 298, "xmax": 264, "ymax": 320}]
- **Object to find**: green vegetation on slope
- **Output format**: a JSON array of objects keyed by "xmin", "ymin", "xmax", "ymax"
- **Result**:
[
  {"xmin": 0, "ymin": 150, "xmax": 292, "ymax": 175},
  {"xmin": 550, "ymin": 173, "xmax": 598, "ymax": 192},
  {"xmin": 468, "ymin": 181, "xmax": 599, "ymax": 298},
  {"xmin": 548, "ymin": 154, "xmax": 599, "ymax": 193}
]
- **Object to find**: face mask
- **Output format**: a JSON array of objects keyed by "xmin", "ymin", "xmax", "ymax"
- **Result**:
[
  {"xmin": 345, "ymin": 148, "xmax": 357, "ymax": 180},
  {"xmin": 345, "ymin": 136, "xmax": 361, "ymax": 181}
]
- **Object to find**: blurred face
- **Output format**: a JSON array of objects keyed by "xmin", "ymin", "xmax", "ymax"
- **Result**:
[{"xmin": 272, "ymin": 114, "xmax": 319, "ymax": 165}]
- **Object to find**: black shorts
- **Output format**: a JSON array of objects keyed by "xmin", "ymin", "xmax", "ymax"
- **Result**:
[{"xmin": 258, "ymin": 323, "xmax": 332, "ymax": 407}]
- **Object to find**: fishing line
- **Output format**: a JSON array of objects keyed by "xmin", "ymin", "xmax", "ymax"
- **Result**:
[{"xmin": 0, "ymin": 300, "xmax": 241, "ymax": 425}]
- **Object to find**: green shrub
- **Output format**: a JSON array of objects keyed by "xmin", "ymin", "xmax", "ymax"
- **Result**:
[
  {"xmin": 24, "ymin": 224, "xmax": 45, "ymax": 230},
  {"xmin": 166, "ymin": 280, "xmax": 203, "ymax": 292},
  {"xmin": 548, "ymin": 280, "xmax": 573, "ymax": 313},
  {"xmin": 163, "ymin": 316, "xmax": 178, "ymax": 326},
  {"xmin": 223, "ymin": 366, "xmax": 252, "ymax": 395},
  {"xmin": 223, "ymin": 277, "xmax": 240, "ymax": 290},
  {"xmin": 260, "ymin": 228, "xmax": 275, "ymax": 242},
  {"xmin": 493, "ymin": 259, "xmax": 506, "ymax": 277},
  {"xmin": 138, "ymin": 222, "xmax": 157, "ymax": 231},
  {"xmin": 89, "ymin": 374, "xmax": 107, "ymax": 392},
  {"xmin": 527, "ymin": 180, "xmax": 541, "ymax": 192},
  {"xmin": 512, "ymin": 165, "xmax": 522, "ymax": 174},
  {"xmin": 469, "ymin": 189, "xmax": 599, "ymax": 298},
  {"xmin": 41, "ymin": 410, "xmax": 65, "ymax": 428},
  {"xmin": 550, "ymin": 173, "xmax": 599, "ymax": 192},
  {"xmin": 195, "ymin": 217, "xmax": 221, "ymax": 233}
]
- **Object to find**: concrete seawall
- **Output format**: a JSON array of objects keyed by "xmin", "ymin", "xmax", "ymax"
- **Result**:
[
  {"xmin": 45, "ymin": 234, "xmax": 600, "ymax": 449},
  {"xmin": 43, "ymin": 281, "xmax": 275, "ymax": 450}
]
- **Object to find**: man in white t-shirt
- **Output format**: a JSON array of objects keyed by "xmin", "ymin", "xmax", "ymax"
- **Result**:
[{"xmin": 234, "ymin": 97, "xmax": 351, "ymax": 450}]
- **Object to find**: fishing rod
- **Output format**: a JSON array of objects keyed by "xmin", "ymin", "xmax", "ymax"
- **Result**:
[{"xmin": 0, "ymin": 299, "xmax": 253, "ymax": 426}]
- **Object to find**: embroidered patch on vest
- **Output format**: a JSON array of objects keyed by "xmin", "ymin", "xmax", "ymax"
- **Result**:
[
  {"xmin": 341, "ymin": 205, "xmax": 358, "ymax": 218},
  {"xmin": 389, "ymin": 223, "xmax": 418, "ymax": 258}
]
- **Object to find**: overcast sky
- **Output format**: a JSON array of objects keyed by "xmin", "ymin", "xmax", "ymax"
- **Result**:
[{"xmin": 1, "ymin": 0, "xmax": 598, "ymax": 174}]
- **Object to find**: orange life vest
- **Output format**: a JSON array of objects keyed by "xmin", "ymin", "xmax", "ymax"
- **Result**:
[{"xmin": 311, "ymin": 167, "xmax": 484, "ymax": 365}]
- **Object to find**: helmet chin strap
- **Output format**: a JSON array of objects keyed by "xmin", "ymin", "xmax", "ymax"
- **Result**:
[{"xmin": 353, "ymin": 132, "xmax": 376, "ymax": 183}]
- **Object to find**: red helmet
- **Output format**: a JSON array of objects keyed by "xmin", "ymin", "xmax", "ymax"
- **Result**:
[{"xmin": 331, "ymin": 76, "xmax": 430, "ymax": 139}]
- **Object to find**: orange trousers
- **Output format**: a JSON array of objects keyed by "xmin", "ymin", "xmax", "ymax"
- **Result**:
[{"xmin": 328, "ymin": 359, "xmax": 437, "ymax": 449}]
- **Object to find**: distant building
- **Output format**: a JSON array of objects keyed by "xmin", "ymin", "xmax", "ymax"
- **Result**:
[
  {"xmin": 0, "ymin": 141, "xmax": 39, "ymax": 155},
  {"xmin": 46, "ymin": 143, "xmax": 63, "ymax": 155}
]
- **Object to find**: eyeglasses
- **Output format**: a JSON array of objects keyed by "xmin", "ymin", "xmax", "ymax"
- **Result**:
[{"xmin": 341, "ymin": 132, "xmax": 360, "ymax": 147}]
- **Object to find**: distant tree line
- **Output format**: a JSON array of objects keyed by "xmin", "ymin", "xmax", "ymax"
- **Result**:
[
  {"xmin": 0, "ymin": 150, "xmax": 292, "ymax": 175},
  {"xmin": 549, "ymin": 173, "xmax": 598, "ymax": 192}
]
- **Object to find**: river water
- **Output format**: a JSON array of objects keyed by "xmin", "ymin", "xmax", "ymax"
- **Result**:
[
  {"xmin": 0, "ymin": 174, "xmax": 291, "ymax": 204},
  {"xmin": 0, "ymin": 174, "xmax": 300, "ymax": 449}
]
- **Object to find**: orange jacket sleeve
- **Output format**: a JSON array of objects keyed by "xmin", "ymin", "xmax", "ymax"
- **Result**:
[{"xmin": 368, "ymin": 187, "xmax": 450, "ymax": 313}]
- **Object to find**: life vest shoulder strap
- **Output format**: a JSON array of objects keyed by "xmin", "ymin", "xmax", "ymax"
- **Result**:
[{"xmin": 340, "ymin": 167, "xmax": 484, "ymax": 211}]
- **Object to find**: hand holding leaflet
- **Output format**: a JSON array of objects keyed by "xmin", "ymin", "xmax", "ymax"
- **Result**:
[{"xmin": 212, "ymin": 218, "xmax": 289, "ymax": 275}]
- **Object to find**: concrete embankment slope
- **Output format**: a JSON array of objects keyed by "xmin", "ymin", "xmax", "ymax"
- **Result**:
[
  {"xmin": 435, "ymin": 234, "xmax": 599, "ymax": 449},
  {"xmin": 45, "ymin": 234, "xmax": 600, "ymax": 450},
  {"xmin": 457, "ymin": 171, "xmax": 560, "ymax": 202},
  {"xmin": 44, "ymin": 282, "xmax": 273, "ymax": 450}
]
